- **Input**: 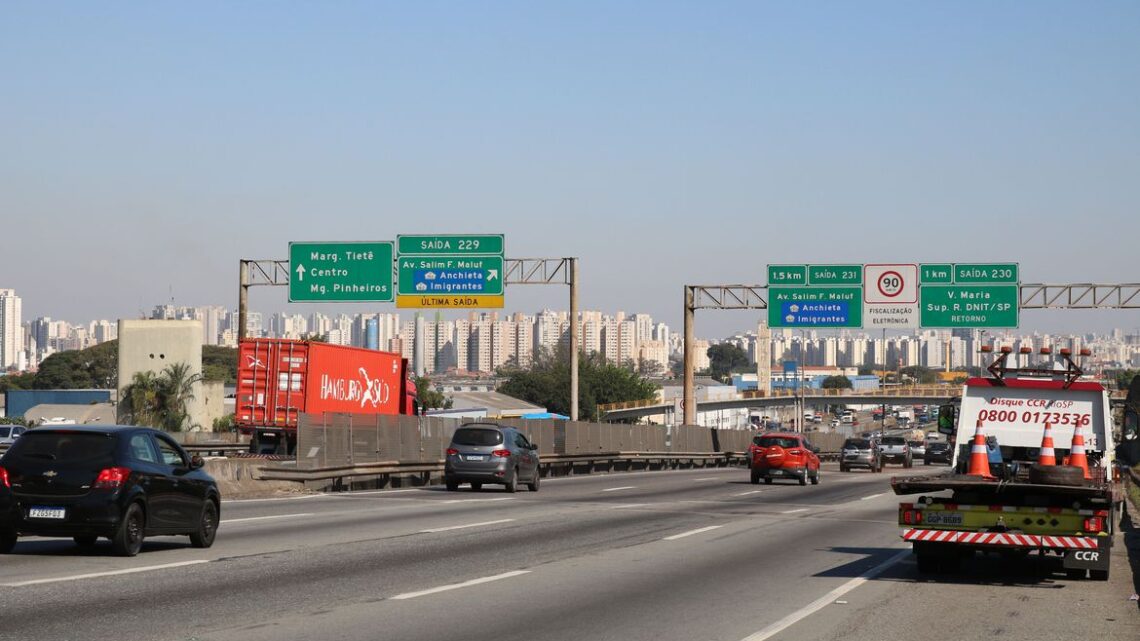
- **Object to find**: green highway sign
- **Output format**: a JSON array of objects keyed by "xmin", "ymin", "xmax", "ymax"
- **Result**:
[
  {"xmin": 288, "ymin": 241, "xmax": 394, "ymax": 302},
  {"xmin": 397, "ymin": 256, "xmax": 504, "ymax": 296},
  {"xmin": 768, "ymin": 286, "xmax": 863, "ymax": 328},
  {"xmin": 920, "ymin": 264, "xmax": 953, "ymax": 284},
  {"xmin": 954, "ymin": 263, "xmax": 1018, "ymax": 284},
  {"xmin": 397, "ymin": 234, "xmax": 504, "ymax": 257},
  {"xmin": 767, "ymin": 265, "xmax": 806, "ymax": 285},
  {"xmin": 808, "ymin": 265, "xmax": 862, "ymax": 285},
  {"xmin": 920, "ymin": 285, "xmax": 1019, "ymax": 328},
  {"xmin": 396, "ymin": 234, "xmax": 505, "ymax": 308}
]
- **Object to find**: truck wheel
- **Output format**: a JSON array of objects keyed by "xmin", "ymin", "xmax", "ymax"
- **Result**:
[
  {"xmin": 1090, "ymin": 569, "xmax": 1109, "ymax": 581},
  {"xmin": 1028, "ymin": 464, "xmax": 1085, "ymax": 487}
]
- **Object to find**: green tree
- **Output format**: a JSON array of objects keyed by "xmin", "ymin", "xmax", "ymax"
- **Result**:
[
  {"xmin": 497, "ymin": 346, "xmax": 659, "ymax": 421},
  {"xmin": 821, "ymin": 375, "xmax": 853, "ymax": 389},
  {"xmin": 202, "ymin": 346, "xmax": 238, "ymax": 383},
  {"xmin": 33, "ymin": 340, "xmax": 118, "ymax": 389},
  {"xmin": 706, "ymin": 343, "xmax": 750, "ymax": 383},
  {"xmin": 0, "ymin": 416, "xmax": 28, "ymax": 426},
  {"xmin": 413, "ymin": 376, "xmax": 453, "ymax": 411},
  {"xmin": 1113, "ymin": 369, "xmax": 1140, "ymax": 391},
  {"xmin": 858, "ymin": 364, "xmax": 882, "ymax": 376},
  {"xmin": 212, "ymin": 414, "xmax": 236, "ymax": 432},
  {"xmin": 0, "ymin": 372, "xmax": 36, "ymax": 393},
  {"xmin": 118, "ymin": 363, "xmax": 202, "ymax": 432}
]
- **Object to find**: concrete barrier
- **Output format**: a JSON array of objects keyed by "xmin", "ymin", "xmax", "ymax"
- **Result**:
[{"xmin": 203, "ymin": 457, "xmax": 309, "ymax": 499}]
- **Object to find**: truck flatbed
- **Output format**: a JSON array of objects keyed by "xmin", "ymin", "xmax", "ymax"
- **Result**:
[{"xmin": 891, "ymin": 472, "xmax": 1112, "ymax": 500}]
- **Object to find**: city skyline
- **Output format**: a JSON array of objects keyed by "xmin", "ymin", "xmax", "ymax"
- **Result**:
[{"xmin": 8, "ymin": 289, "xmax": 1139, "ymax": 377}]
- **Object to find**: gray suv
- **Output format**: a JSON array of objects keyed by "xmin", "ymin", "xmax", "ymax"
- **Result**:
[
  {"xmin": 879, "ymin": 436, "xmax": 913, "ymax": 468},
  {"xmin": 840, "ymin": 438, "xmax": 881, "ymax": 473},
  {"xmin": 444, "ymin": 423, "xmax": 541, "ymax": 493}
]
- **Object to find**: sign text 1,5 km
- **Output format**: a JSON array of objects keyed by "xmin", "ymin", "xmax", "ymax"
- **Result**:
[
  {"xmin": 289, "ymin": 241, "xmax": 394, "ymax": 303},
  {"xmin": 396, "ymin": 234, "xmax": 505, "ymax": 309}
]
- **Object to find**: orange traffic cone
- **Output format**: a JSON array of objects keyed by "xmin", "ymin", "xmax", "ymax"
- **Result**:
[
  {"xmin": 1037, "ymin": 422, "xmax": 1056, "ymax": 466},
  {"xmin": 1068, "ymin": 421, "xmax": 1091, "ymax": 480},
  {"xmin": 966, "ymin": 420, "xmax": 995, "ymax": 479}
]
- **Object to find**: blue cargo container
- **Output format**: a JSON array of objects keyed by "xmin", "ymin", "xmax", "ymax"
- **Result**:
[{"xmin": 4, "ymin": 389, "xmax": 112, "ymax": 419}]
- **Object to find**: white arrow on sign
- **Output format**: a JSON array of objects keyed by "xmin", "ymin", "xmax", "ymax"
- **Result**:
[
  {"xmin": 295, "ymin": 264, "xmax": 305, "ymax": 281},
  {"xmin": 487, "ymin": 269, "xmax": 499, "ymax": 280}
]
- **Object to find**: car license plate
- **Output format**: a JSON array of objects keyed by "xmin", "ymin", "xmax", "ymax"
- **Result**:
[
  {"xmin": 465, "ymin": 455, "xmax": 486, "ymax": 461},
  {"xmin": 28, "ymin": 506, "xmax": 66, "ymax": 520}
]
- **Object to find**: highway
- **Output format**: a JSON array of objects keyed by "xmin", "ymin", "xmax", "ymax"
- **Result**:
[{"xmin": 0, "ymin": 465, "xmax": 1136, "ymax": 641}]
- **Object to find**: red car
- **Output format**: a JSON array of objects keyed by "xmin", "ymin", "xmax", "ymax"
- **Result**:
[{"xmin": 749, "ymin": 432, "xmax": 821, "ymax": 486}]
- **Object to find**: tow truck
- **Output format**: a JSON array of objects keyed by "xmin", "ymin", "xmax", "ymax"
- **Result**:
[{"xmin": 891, "ymin": 346, "xmax": 1124, "ymax": 579}]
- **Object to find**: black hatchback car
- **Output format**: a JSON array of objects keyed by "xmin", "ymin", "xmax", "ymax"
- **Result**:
[{"xmin": 0, "ymin": 426, "xmax": 220, "ymax": 556}]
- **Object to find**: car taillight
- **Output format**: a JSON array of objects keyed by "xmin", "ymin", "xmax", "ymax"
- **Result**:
[
  {"xmin": 1083, "ymin": 516, "xmax": 1106, "ymax": 533},
  {"xmin": 492, "ymin": 449, "xmax": 511, "ymax": 458},
  {"xmin": 900, "ymin": 504, "xmax": 923, "ymax": 525},
  {"xmin": 446, "ymin": 448, "xmax": 459, "ymax": 456},
  {"xmin": 0, "ymin": 467, "xmax": 8, "ymax": 488},
  {"xmin": 93, "ymin": 467, "xmax": 131, "ymax": 489}
]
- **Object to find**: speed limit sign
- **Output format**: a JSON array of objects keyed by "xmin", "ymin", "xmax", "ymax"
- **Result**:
[
  {"xmin": 864, "ymin": 264, "xmax": 919, "ymax": 327},
  {"xmin": 864, "ymin": 264, "xmax": 917, "ymax": 303}
]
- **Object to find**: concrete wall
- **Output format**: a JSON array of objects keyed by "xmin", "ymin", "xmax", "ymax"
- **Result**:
[
  {"xmin": 117, "ymin": 319, "xmax": 205, "ymax": 430},
  {"xmin": 202, "ymin": 380, "xmax": 225, "ymax": 430}
]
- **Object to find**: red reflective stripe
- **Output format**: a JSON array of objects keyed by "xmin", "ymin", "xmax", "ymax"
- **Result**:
[{"xmin": 989, "ymin": 505, "xmax": 1003, "ymax": 512}]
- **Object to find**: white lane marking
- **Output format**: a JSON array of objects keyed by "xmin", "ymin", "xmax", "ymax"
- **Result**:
[
  {"xmin": 738, "ymin": 549, "xmax": 909, "ymax": 641},
  {"xmin": 439, "ymin": 497, "xmax": 516, "ymax": 504},
  {"xmin": 222, "ymin": 513, "xmax": 315, "ymax": 524},
  {"xmin": 733, "ymin": 490, "xmax": 765, "ymax": 497},
  {"xmin": 419, "ymin": 519, "xmax": 515, "ymax": 533},
  {"xmin": 602, "ymin": 486, "xmax": 637, "ymax": 492},
  {"xmin": 694, "ymin": 477, "xmax": 719, "ymax": 482},
  {"xmin": 3, "ymin": 560, "xmax": 210, "ymax": 587},
  {"xmin": 390, "ymin": 570, "xmax": 531, "ymax": 600},
  {"xmin": 663, "ymin": 525, "xmax": 725, "ymax": 541},
  {"xmin": 610, "ymin": 503, "xmax": 650, "ymax": 509},
  {"xmin": 861, "ymin": 493, "xmax": 886, "ymax": 501},
  {"xmin": 222, "ymin": 494, "xmax": 326, "ymax": 504},
  {"xmin": 781, "ymin": 508, "xmax": 808, "ymax": 514}
]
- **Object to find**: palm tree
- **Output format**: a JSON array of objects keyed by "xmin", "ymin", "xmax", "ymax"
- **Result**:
[
  {"xmin": 118, "ymin": 363, "xmax": 202, "ymax": 432},
  {"xmin": 159, "ymin": 362, "xmax": 201, "ymax": 432},
  {"xmin": 119, "ymin": 371, "xmax": 162, "ymax": 428}
]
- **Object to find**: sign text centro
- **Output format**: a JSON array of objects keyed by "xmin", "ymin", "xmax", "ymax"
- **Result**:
[{"xmin": 288, "ymin": 241, "xmax": 394, "ymax": 303}]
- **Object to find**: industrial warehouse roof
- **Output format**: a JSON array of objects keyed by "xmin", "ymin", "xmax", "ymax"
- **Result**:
[
  {"xmin": 444, "ymin": 391, "xmax": 545, "ymax": 418},
  {"xmin": 23, "ymin": 403, "xmax": 117, "ymax": 426}
]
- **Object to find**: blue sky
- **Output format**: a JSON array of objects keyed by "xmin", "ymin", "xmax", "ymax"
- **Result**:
[{"xmin": 3, "ymin": 2, "xmax": 1139, "ymax": 336}]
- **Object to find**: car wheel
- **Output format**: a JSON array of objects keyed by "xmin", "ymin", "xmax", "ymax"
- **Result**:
[
  {"xmin": 505, "ymin": 469, "xmax": 518, "ymax": 493},
  {"xmin": 189, "ymin": 500, "xmax": 218, "ymax": 549},
  {"xmin": 73, "ymin": 535, "xmax": 98, "ymax": 548},
  {"xmin": 798, "ymin": 473, "xmax": 807, "ymax": 486},
  {"xmin": 445, "ymin": 480, "xmax": 459, "ymax": 491},
  {"xmin": 810, "ymin": 469, "xmax": 820, "ymax": 485},
  {"xmin": 0, "ymin": 529, "xmax": 16, "ymax": 554},
  {"xmin": 750, "ymin": 469, "xmax": 761, "ymax": 485},
  {"xmin": 527, "ymin": 471, "xmax": 540, "ymax": 492},
  {"xmin": 471, "ymin": 482, "xmax": 482, "ymax": 492},
  {"xmin": 924, "ymin": 459, "xmax": 930, "ymax": 466},
  {"xmin": 111, "ymin": 503, "xmax": 145, "ymax": 557},
  {"xmin": 763, "ymin": 477, "xmax": 773, "ymax": 485}
]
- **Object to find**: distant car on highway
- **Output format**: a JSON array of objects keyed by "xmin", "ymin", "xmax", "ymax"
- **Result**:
[
  {"xmin": 749, "ymin": 432, "xmax": 820, "ymax": 486},
  {"xmin": 907, "ymin": 440, "xmax": 926, "ymax": 458},
  {"xmin": 840, "ymin": 437, "xmax": 881, "ymax": 473},
  {"xmin": 878, "ymin": 436, "xmax": 913, "ymax": 468},
  {"xmin": 923, "ymin": 441, "xmax": 953, "ymax": 465},
  {"xmin": 0, "ymin": 425, "xmax": 220, "ymax": 556},
  {"xmin": 444, "ymin": 423, "xmax": 540, "ymax": 493},
  {"xmin": 0, "ymin": 425, "xmax": 26, "ymax": 447}
]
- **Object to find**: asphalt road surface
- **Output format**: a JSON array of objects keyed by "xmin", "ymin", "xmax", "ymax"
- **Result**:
[{"xmin": 1, "ymin": 464, "xmax": 1136, "ymax": 641}]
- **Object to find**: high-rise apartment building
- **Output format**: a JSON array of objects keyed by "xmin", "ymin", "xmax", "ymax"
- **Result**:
[{"xmin": 0, "ymin": 289, "xmax": 23, "ymax": 369}]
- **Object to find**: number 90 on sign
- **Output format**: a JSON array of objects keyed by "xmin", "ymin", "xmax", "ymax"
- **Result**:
[{"xmin": 877, "ymin": 271, "xmax": 904, "ymax": 297}]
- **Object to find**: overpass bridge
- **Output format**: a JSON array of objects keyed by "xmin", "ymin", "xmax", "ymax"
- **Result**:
[{"xmin": 599, "ymin": 386, "xmax": 1129, "ymax": 423}]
